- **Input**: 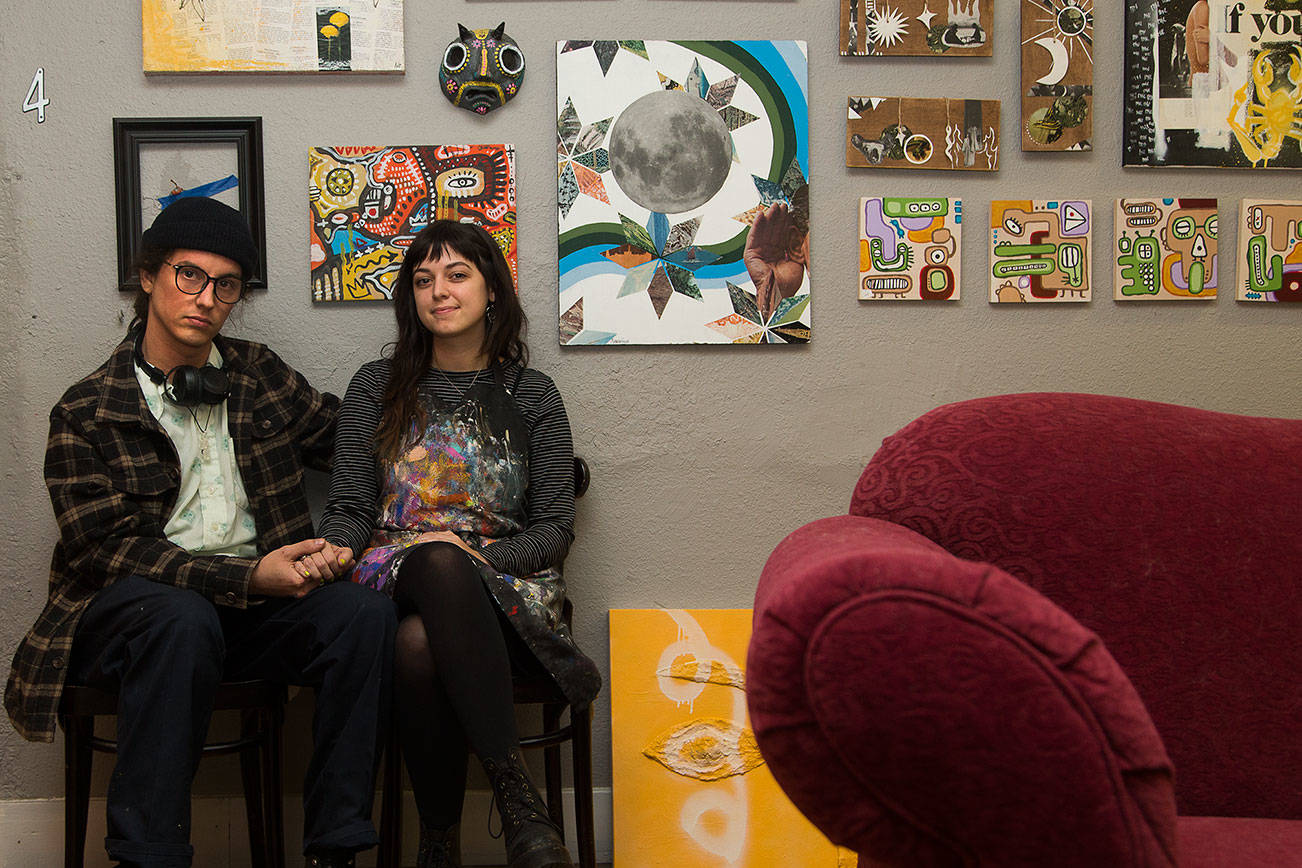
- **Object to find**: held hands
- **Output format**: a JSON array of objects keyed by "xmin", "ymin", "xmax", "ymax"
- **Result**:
[
  {"xmin": 250, "ymin": 539, "xmax": 354, "ymax": 598},
  {"xmin": 414, "ymin": 530, "xmax": 487, "ymax": 564}
]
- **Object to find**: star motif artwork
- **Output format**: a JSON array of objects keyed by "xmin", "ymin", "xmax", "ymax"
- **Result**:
[
  {"xmin": 916, "ymin": 3, "xmax": 937, "ymax": 29},
  {"xmin": 557, "ymin": 98, "xmax": 613, "ymax": 219},
  {"xmin": 867, "ymin": 4, "xmax": 909, "ymax": 51},
  {"xmin": 705, "ymin": 282, "xmax": 810, "ymax": 343},
  {"xmin": 603, "ymin": 212, "xmax": 721, "ymax": 318},
  {"xmin": 559, "ymin": 40, "xmax": 649, "ymax": 76},
  {"xmin": 660, "ymin": 59, "xmax": 759, "ymax": 147}
]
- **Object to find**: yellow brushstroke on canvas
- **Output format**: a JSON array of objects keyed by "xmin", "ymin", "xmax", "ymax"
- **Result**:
[
  {"xmin": 142, "ymin": 0, "xmax": 289, "ymax": 72},
  {"xmin": 643, "ymin": 717, "xmax": 764, "ymax": 781},
  {"xmin": 658, "ymin": 654, "xmax": 746, "ymax": 689}
]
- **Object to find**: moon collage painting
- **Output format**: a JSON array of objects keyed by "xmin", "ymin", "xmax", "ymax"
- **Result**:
[{"xmin": 557, "ymin": 40, "xmax": 810, "ymax": 345}]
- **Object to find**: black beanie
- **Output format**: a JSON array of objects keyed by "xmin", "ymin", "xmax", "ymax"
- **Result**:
[{"xmin": 141, "ymin": 197, "xmax": 259, "ymax": 279}]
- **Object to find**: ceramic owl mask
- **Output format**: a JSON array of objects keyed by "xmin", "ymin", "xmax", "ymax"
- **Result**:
[{"xmin": 439, "ymin": 23, "xmax": 525, "ymax": 115}]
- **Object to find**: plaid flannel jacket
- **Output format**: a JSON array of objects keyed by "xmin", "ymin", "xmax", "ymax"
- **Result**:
[{"xmin": 4, "ymin": 333, "xmax": 339, "ymax": 742}]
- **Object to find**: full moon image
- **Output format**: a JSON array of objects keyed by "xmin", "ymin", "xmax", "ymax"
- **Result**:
[{"xmin": 608, "ymin": 89, "xmax": 734, "ymax": 214}]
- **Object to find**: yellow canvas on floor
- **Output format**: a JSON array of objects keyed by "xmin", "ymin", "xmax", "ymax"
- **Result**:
[{"xmin": 609, "ymin": 608, "xmax": 854, "ymax": 867}]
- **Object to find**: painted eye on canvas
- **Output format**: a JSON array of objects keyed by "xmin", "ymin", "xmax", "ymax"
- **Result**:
[
  {"xmin": 929, "ymin": 247, "xmax": 947, "ymax": 264},
  {"xmin": 1172, "ymin": 216, "xmax": 1196, "ymax": 240},
  {"xmin": 1205, "ymin": 215, "xmax": 1218, "ymax": 239},
  {"xmin": 498, "ymin": 45, "xmax": 524, "ymax": 76},
  {"xmin": 443, "ymin": 43, "xmax": 468, "ymax": 73}
]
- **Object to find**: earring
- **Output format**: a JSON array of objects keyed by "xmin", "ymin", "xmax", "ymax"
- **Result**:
[{"xmin": 485, "ymin": 300, "xmax": 495, "ymax": 324}]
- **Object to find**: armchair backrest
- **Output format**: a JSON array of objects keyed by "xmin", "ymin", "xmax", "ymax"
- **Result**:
[{"xmin": 851, "ymin": 392, "xmax": 1302, "ymax": 820}]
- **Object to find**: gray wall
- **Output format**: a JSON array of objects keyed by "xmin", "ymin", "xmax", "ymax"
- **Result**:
[{"xmin": 3, "ymin": 0, "xmax": 1300, "ymax": 803}]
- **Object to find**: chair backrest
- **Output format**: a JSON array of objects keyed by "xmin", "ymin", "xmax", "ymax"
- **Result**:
[{"xmin": 851, "ymin": 392, "xmax": 1302, "ymax": 820}]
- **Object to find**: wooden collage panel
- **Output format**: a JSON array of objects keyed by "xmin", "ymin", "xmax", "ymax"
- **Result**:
[
  {"xmin": 840, "ymin": 0, "xmax": 994, "ymax": 57},
  {"xmin": 1020, "ymin": 0, "xmax": 1093, "ymax": 151},
  {"xmin": 847, "ymin": 97, "xmax": 1000, "ymax": 171}
]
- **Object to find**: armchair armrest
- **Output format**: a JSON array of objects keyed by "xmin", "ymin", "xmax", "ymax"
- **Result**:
[{"xmin": 747, "ymin": 515, "xmax": 1177, "ymax": 868}]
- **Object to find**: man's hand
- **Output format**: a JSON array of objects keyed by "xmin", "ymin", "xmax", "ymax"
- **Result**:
[
  {"xmin": 250, "ymin": 539, "xmax": 349, "ymax": 598},
  {"xmin": 299, "ymin": 541, "xmax": 354, "ymax": 584}
]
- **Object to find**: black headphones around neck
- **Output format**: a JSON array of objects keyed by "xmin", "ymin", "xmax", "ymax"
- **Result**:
[{"xmin": 133, "ymin": 330, "xmax": 231, "ymax": 407}]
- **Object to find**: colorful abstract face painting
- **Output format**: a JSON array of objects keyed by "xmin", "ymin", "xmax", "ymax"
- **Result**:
[
  {"xmin": 859, "ymin": 197, "xmax": 962, "ymax": 300},
  {"xmin": 989, "ymin": 200, "xmax": 1092, "ymax": 303},
  {"xmin": 609, "ymin": 609, "xmax": 853, "ymax": 866},
  {"xmin": 1124, "ymin": 1, "xmax": 1302, "ymax": 168},
  {"xmin": 840, "ymin": 0, "xmax": 994, "ymax": 57},
  {"xmin": 439, "ymin": 23, "xmax": 526, "ymax": 115},
  {"xmin": 309, "ymin": 144, "xmax": 516, "ymax": 302},
  {"xmin": 1021, "ymin": 0, "xmax": 1094, "ymax": 151},
  {"xmin": 847, "ymin": 97, "xmax": 1000, "ymax": 170},
  {"xmin": 557, "ymin": 40, "xmax": 810, "ymax": 345},
  {"xmin": 1238, "ymin": 199, "xmax": 1302, "ymax": 301},
  {"xmin": 1114, "ymin": 198, "xmax": 1218, "ymax": 300}
]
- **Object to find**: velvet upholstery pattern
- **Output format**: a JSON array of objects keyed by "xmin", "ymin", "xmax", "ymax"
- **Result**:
[{"xmin": 748, "ymin": 393, "xmax": 1301, "ymax": 867}]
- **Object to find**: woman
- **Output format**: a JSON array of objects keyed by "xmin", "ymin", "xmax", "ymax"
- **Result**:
[{"xmin": 319, "ymin": 221, "xmax": 599, "ymax": 868}]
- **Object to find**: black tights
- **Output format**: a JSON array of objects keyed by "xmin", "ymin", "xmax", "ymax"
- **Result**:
[{"xmin": 391, "ymin": 542, "xmax": 519, "ymax": 828}]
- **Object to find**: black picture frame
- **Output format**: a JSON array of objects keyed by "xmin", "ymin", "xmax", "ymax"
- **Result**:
[{"xmin": 113, "ymin": 117, "xmax": 266, "ymax": 292}]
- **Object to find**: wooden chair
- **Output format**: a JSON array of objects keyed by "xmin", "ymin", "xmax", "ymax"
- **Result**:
[
  {"xmin": 377, "ymin": 456, "xmax": 597, "ymax": 868},
  {"xmin": 59, "ymin": 679, "xmax": 287, "ymax": 868}
]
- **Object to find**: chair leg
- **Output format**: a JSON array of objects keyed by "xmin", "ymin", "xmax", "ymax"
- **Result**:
[
  {"xmin": 377, "ymin": 722, "xmax": 403, "ymax": 868},
  {"xmin": 63, "ymin": 714, "xmax": 94, "ymax": 868},
  {"xmin": 265, "ymin": 702, "xmax": 286, "ymax": 868},
  {"xmin": 240, "ymin": 709, "xmax": 269, "ymax": 868},
  {"xmin": 571, "ymin": 704, "xmax": 596, "ymax": 868},
  {"xmin": 542, "ymin": 704, "xmax": 565, "ymax": 836}
]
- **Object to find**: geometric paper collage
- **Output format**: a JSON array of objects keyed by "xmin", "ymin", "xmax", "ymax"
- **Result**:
[
  {"xmin": 989, "ymin": 200, "xmax": 1092, "ymax": 302},
  {"xmin": 1020, "ymin": 0, "xmax": 1094, "ymax": 151},
  {"xmin": 609, "ymin": 609, "xmax": 854, "ymax": 867},
  {"xmin": 309, "ymin": 145, "xmax": 517, "ymax": 302},
  {"xmin": 1115, "ymin": 198, "xmax": 1218, "ymax": 300},
  {"xmin": 847, "ymin": 97, "xmax": 1000, "ymax": 171},
  {"xmin": 840, "ymin": 0, "xmax": 994, "ymax": 57},
  {"xmin": 859, "ymin": 197, "xmax": 962, "ymax": 300},
  {"xmin": 557, "ymin": 40, "xmax": 810, "ymax": 345},
  {"xmin": 142, "ymin": 0, "xmax": 406, "ymax": 73},
  {"xmin": 1123, "ymin": 0, "xmax": 1302, "ymax": 168},
  {"xmin": 1238, "ymin": 199, "xmax": 1302, "ymax": 301}
]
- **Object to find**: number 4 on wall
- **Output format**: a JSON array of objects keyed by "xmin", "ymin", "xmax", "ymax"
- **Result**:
[{"xmin": 23, "ymin": 68, "xmax": 49, "ymax": 123}]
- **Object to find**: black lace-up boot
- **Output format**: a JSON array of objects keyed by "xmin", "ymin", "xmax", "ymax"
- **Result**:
[
  {"xmin": 483, "ymin": 748, "xmax": 574, "ymax": 868},
  {"xmin": 417, "ymin": 821, "xmax": 462, "ymax": 868}
]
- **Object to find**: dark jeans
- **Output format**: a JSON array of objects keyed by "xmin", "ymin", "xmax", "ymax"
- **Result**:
[{"xmin": 68, "ymin": 575, "xmax": 397, "ymax": 867}]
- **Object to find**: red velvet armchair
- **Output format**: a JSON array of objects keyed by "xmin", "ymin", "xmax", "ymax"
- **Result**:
[{"xmin": 747, "ymin": 393, "xmax": 1301, "ymax": 867}]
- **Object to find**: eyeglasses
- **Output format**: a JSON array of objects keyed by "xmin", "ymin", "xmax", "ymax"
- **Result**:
[{"xmin": 165, "ymin": 262, "xmax": 245, "ymax": 304}]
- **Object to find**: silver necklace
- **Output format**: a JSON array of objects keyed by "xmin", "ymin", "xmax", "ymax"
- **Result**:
[{"xmin": 433, "ymin": 364, "xmax": 483, "ymax": 402}]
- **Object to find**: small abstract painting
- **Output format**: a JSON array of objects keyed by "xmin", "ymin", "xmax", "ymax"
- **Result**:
[
  {"xmin": 989, "ymin": 200, "xmax": 1092, "ymax": 302},
  {"xmin": 557, "ymin": 40, "xmax": 810, "ymax": 345},
  {"xmin": 1237, "ymin": 199, "xmax": 1302, "ymax": 301},
  {"xmin": 1114, "ymin": 198, "xmax": 1218, "ymax": 300},
  {"xmin": 309, "ymin": 145, "xmax": 516, "ymax": 302},
  {"xmin": 847, "ymin": 97, "xmax": 1000, "ymax": 171},
  {"xmin": 609, "ymin": 609, "xmax": 855, "ymax": 867},
  {"xmin": 1021, "ymin": 0, "xmax": 1094, "ymax": 151},
  {"xmin": 841, "ymin": 0, "xmax": 994, "ymax": 57},
  {"xmin": 859, "ymin": 197, "xmax": 962, "ymax": 300},
  {"xmin": 1123, "ymin": 0, "xmax": 1302, "ymax": 168},
  {"xmin": 143, "ymin": 0, "xmax": 405, "ymax": 73}
]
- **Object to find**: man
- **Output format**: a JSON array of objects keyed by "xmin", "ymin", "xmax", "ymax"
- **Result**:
[{"xmin": 4, "ymin": 197, "xmax": 395, "ymax": 868}]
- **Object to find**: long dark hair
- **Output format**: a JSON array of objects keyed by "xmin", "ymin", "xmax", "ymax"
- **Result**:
[{"xmin": 375, "ymin": 220, "xmax": 528, "ymax": 461}]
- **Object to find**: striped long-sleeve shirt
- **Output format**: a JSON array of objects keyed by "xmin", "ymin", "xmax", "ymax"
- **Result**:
[{"xmin": 318, "ymin": 359, "xmax": 575, "ymax": 577}]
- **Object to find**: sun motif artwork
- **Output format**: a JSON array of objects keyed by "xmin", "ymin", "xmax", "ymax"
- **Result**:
[
  {"xmin": 841, "ymin": 0, "xmax": 994, "ymax": 57},
  {"xmin": 847, "ymin": 97, "xmax": 1000, "ymax": 171},
  {"xmin": 557, "ymin": 40, "xmax": 810, "ymax": 345},
  {"xmin": 1114, "ymin": 198, "xmax": 1218, "ymax": 300},
  {"xmin": 859, "ymin": 197, "xmax": 962, "ymax": 300},
  {"xmin": 309, "ymin": 144, "xmax": 516, "ymax": 302},
  {"xmin": 1124, "ymin": 1, "xmax": 1302, "ymax": 168},
  {"xmin": 1237, "ymin": 199, "xmax": 1302, "ymax": 301},
  {"xmin": 1021, "ymin": 0, "xmax": 1093, "ymax": 151},
  {"xmin": 989, "ymin": 200, "xmax": 1091, "ymax": 303},
  {"xmin": 609, "ymin": 609, "xmax": 855, "ymax": 867}
]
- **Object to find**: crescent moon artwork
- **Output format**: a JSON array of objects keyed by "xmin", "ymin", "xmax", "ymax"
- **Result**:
[
  {"xmin": 1021, "ymin": 0, "xmax": 1094, "ymax": 151},
  {"xmin": 557, "ymin": 40, "xmax": 810, "ymax": 346},
  {"xmin": 1033, "ymin": 37, "xmax": 1069, "ymax": 85}
]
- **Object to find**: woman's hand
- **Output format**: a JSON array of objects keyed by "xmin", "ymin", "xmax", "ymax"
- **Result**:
[
  {"xmin": 414, "ymin": 530, "xmax": 487, "ymax": 563},
  {"xmin": 296, "ymin": 542, "xmax": 355, "ymax": 584}
]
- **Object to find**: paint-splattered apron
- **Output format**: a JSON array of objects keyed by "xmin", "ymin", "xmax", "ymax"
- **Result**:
[{"xmin": 351, "ymin": 368, "xmax": 600, "ymax": 708}]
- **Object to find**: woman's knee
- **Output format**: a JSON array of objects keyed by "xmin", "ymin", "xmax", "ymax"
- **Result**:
[
  {"xmin": 394, "ymin": 615, "xmax": 435, "ymax": 679},
  {"xmin": 396, "ymin": 542, "xmax": 481, "ymax": 595}
]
